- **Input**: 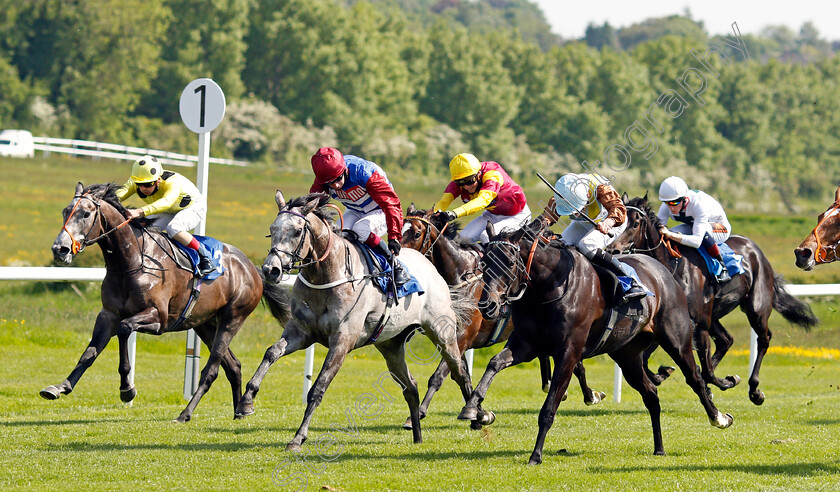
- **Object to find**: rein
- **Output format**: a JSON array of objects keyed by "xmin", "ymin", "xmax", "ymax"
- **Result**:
[
  {"xmin": 62, "ymin": 193, "xmax": 132, "ymax": 254},
  {"xmin": 404, "ymin": 215, "xmax": 449, "ymax": 258},
  {"xmin": 811, "ymin": 202, "xmax": 840, "ymax": 264},
  {"xmin": 271, "ymin": 210, "xmax": 334, "ymax": 271}
]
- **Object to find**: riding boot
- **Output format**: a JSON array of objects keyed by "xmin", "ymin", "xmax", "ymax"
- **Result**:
[
  {"xmin": 377, "ymin": 241, "xmax": 411, "ymax": 286},
  {"xmin": 702, "ymin": 233, "xmax": 730, "ymax": 283},
  {"xmin": 196, "ymin": 243, "xmax": 216, "ymax": 277},
  {"xmin": 711, "ymin": 254, "xmax": 731, "ymax": 283},
  {"xmin": 590, "ymin": 249, "xmax": 646, "ymax": 304}
]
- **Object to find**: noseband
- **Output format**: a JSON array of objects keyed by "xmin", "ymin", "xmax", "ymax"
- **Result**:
[
  {"xmin": 268, "ymin": 210, "xmax": 333, "ymax": 271},
  {"xmin": 405, "ymin": 215, "xmax": 448, "ymax": 258},
  {"xmin": 812, "ymin": 202, "xmax": 840, "ymax": 264},
  {"xmin": 62, "ymin": 193, "xmax": 131, "ymax": 254}
]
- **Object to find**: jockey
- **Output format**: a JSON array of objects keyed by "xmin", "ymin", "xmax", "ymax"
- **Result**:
[
  {"xmin": 309, "ymin": 147, "xmax": 411, "ymax": 286},
  {"xmin": 116, "ymin": 155, "xmax": 215, "ymax": 277},
  {"xmin": 657, "ymin": 176, "xmax": 732, "ymax": 283},
  {"xmin": 432, "ymin": 153, "xmax": 530, "ymax": 243},
  {"xmin": 537, "ymin": 172, "xmax": 646, "ymax": 303}
]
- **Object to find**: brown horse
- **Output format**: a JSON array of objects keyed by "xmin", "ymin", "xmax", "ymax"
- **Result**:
[
  {"xmin": 401, "ymin": 206, "xmax": 605, "ymax": 430},
  {"xmin": 795, "ymin": 185, "xmax": 840, "ymax": 270},
  {"xmin": 44, "ymin": 182, "xmax": 291, "ymax": 422},
  {"xmin": 613, "ymin": 195, "xmax": 818, "ymax": 405},
  {"xmin": 459, "ymin": 221, "xmax": 732, "ymax": 465}
]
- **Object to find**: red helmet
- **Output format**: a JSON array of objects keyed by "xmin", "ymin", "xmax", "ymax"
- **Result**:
[{"xmin": 311, "ymin": 147, "xmax": 346, "ymax": 184}]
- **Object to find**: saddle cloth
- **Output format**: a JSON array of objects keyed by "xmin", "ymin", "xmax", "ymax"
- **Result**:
[
  {"xmin": 696, "ymin": 243, "xmax": 745, "ymax": 279},
  {"xmin": 173, "ymin": 235, "xmax": 225, "ymax": 280},
  {"xmin": 357, "ymin": 243, "xmax": 425, "ymax": 299}
]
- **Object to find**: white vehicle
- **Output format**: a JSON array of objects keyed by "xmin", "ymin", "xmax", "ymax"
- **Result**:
[{"xmin": 0, "ymin": 129, "xmax": 35, "ymax": 158}]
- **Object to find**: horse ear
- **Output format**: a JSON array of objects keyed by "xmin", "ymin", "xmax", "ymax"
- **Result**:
[
  {"xmin": 621, "ymin": 192, "xmax": 629, "ymax": 204},
  {"xmin": 302, "ymin": 195, "xmax": 321, "ymax": 215},
  {"xmin": 643, "ymin": 191, "xmax": 649, "ymax": 203},
  {"xmin": 485, "ymin": 221, "xmax": 496, "ymax": 240},
  {"xmin": 275, "ymin": 190, "xmax": 286, "ymax": 211},
  {"xmin": 835, "ymin": 185, "xmax": 840, "ymax": 204},
  {"xmin": 75, "ymin": 182, "xmax": 84, "ymax": 195},
  {"xmin": 407, "ymin": 202, "xmax": 416, "ymax": 215},
  {"xmin": 511, "ymin": 226, "xmax": 527, "ymax": 243}
]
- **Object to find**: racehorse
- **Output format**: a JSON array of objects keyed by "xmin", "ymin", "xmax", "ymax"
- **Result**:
[
  {"xmin": 235, "ymin": 192, "xmax": 484, "ymax": 450},
  {"xmin": 794, "ymin": 185, "xmax": 840, "ymax": 270},
  {"xmin": 44, "ymin": 182, "xmax": 290, "ymax": 422},
  {"xmin": 401, "ymin": 206, "xmax": 605, "ymax": 430},
  {"xmin": 459, "ymin": 221, "xmax": 733, "ymax": 465},
  {"xmin": 613, "ymin": 195, "xmax": 818, "ymax": 404}
]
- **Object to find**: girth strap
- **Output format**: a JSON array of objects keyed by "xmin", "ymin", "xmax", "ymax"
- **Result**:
[
  {"xmin": 170, "ymin": 277, "xmax": 202, "ymax": 331},
  {"xmin": 364, "ymin": 295, "xmax": 394, "ymax": 346}
]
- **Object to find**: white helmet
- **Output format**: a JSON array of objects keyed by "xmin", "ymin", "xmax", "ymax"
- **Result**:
[
  {"xmin": 658, "ymin": 176, "xmax": 689, "ymax": 202},
  {"xmin": 553, "ymin": 174, "xmax": 593, "ymax": 216}
]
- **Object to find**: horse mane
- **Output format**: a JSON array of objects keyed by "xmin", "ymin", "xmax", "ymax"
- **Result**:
[
  {"xmin": 84, "ymin": 183, "xmax": 127, "ymax": 214},
  {"xmin": 286, "ymin": 193, "xmax": 333, "ymax": 221},
  {"xmin": 626, "ymin": 196, "xmax": 663, "ymax": 230}
]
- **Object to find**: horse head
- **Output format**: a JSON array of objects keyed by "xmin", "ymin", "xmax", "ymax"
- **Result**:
[
  {"xmin": 478, "ymin": 222, "xmax": 530, "ymax": 320},
  {"xmin": 52, "ymin": 182, "xmax": 126, "ymax": 264},
  {"xmin": 795, "ymin": 185, "xmax": 840, "ymax": 270},
  {"xmin": 611, "ymin": 193, "xmax": 659, "ymax": 255},
  {"xmin": 402, "ymin": 204, "xmax": 439, "ymax": 254},
  {"xmin": 263, "ymin": 191, "xmax": 332, "ymax": 282}
]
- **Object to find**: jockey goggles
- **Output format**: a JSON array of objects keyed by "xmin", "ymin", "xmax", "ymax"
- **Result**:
[
  {"xmin": 455, "ymin": 175, "xmax": 478, "ymax": 187},
  {"xmin": 664, "ymin": 197, "xmax": 684, "ymax": 207}
]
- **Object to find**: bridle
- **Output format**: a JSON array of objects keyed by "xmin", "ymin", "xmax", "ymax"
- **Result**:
[
  {"xmin": 404, "ymin": 215, "xmax": 449, "ymax": 258},
  {"xmin": 267, "ymin": 209, "xmax": 334, "ymax": 272},
  {"xmin": 61, "ymin": 192, "xmax": 131, "ymax": 255},
  {"xmin": 618, "ymin": 205, "xmax": 681, "ymax": 258},
  {"xmin": 811, "ymin": 202, "xmax": 840, "ymax": 264},
  {"xmin": 483, "ymin": 240, "xmax": 529, "ymax": 304}
]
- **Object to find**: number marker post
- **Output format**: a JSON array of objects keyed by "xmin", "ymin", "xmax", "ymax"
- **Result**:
[{"xmin": 179, "ymin": 78, "xmax": 226, "ymax": 400}]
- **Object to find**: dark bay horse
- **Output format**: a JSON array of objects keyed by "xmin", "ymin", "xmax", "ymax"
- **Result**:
[
  {"xmin": 613, "ymin": 195, "xmax": 818, "ymax": 404},
  {"xmin": 401, "ymin": 206, "xmax": 605, "ymax": 430},
  {"xmin": 45, "ymin": 182, "xmax": 291, "ymax": 422},
  {"xmin": 460, "ymin": 221, "xmax": 732, "ymax": 465},
  {"xmin": 235, "ymin": 192, "xmax": 482, "ymax": 450},
  {"xmin": 795, "ymin": 185, "xmax": 840, "ymax": 270}
]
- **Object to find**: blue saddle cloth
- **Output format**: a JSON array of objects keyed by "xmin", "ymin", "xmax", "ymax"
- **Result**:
[
  {"xmin": 173, "ymin": 235, "xmax": 225, "ymax": 280},
  {"xmin": 361, "ymin": 245, "xmax": 425, "ymax": 299},
  {"xmin": 696, "ymin": 243, "xmax": 745, "ymax": 278},
  {"xmin": 617, "ymin": 263, "xmax": 655, "ymax": 298}
]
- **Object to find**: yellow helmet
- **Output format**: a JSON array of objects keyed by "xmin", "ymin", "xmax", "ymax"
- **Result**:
[
  {"xmin": 130, "ymin": 155, "xmax": 162, "ymax": 184},
  {"xmin": 449, "ymin": 153, "xmax": 481, "ymax": 181}
]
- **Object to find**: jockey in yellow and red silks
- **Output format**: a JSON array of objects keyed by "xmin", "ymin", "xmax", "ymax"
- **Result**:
[{"xmin": 432, "ymin": 153, "xmax": 531, "ymax": 243}]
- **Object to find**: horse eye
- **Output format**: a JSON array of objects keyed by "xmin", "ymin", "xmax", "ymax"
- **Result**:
[
  {"xmin": 414, "ymin": 232, "xmax": 421, "ymax": 239},
  {"xmin": 83, "ymin": 211, "xmax": 91, "ymax": 218},
  {"xmin": 293, "ymin": 229, "xmax": 302, "ymax": 237}
]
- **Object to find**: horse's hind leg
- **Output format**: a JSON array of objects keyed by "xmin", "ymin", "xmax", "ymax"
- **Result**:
[
  {"xmin": 403, "ymin": 357, "xmax": 452, "ymax": 430},
  {"xmin": 655, "ymin": 322, "xmax": 734, "ymax": 429},
  {"xmin": 642, "ymin": 342, "xmax": 675, "ymax": 386},
  {"xmin": 694, "ymin": 320, "xmax": 736, "ymax": 390},
  {"xmin": 376, "ymin": 331, "xmax": 423, "ymax": 443},
  {"xmin": 709, "ymin": 319, "xmax": 740, "ymax": 387},
  {"xmin": 459, "ymin": 339, "xmax": 535, "ymax": 423},
  {"xmin": 744, "ymin": 310, "xmax": 772, "ymax": 405},
  {"xmin": 175, "ymin": 322, "xmax": 237, "ymax": 423},
  {"xmin": 610, "ymin": 345, "xmax": 665, "ymax": 455},
  {"xmin": 40, "ymin": 310, "xmax": 117, "ymax": 400},
  {"xmin": 573, "ymin": 361, "xmax": 605, "ymax": 405},
  {"xmin": 188, "ymin": 324, "xmax": 243, "ymax": 417},
  {"xmin": 287, "ymin": 336, "xmax": 354, "ymax": 452},
  {"xmin": 236, "ymin": 321, "xmax": 311, "ymax": 419}
]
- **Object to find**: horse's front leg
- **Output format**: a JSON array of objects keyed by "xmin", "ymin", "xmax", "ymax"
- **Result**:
[
  {"xmin": 40, "ymin": 310, "xmax": 118, "ymax": 400},
  {"xmin": 528, "ymin": 354, "xmax": 579, "ymax": 465},
  {"xmin": 458, "ymin": 341, "xmax": 534, "ymax": 423},
  {"xmin": 403, "ymin": 357, "xmax": 451, "ymax": 430},
  {"xmin": 287, "ymin": 334, "xmax": 354, "ymax": 452},
  {"xmin": 573, "ymin": 361, "xmax": 606, "ymax": 405},
  {"xmin": 236, "ymin": 321, "xmax": 311, "ymax": 418}
]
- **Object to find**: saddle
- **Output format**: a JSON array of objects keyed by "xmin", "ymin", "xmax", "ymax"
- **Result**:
[
  {"xmin": 140, "ymin": 223, "xmax": 224, "ymax": 280},
  {"xmin": 351, "ymin": 239, "xmax": 424, "ymax": 299}
]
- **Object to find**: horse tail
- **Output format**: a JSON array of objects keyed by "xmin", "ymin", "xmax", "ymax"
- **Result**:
[
  {"xmin": 772, "ymin": 274, "xmax": 818, "ymax": 331},
  {"xmin": 449, "ymin": 283, "xmax": 478, "ymax": 332},
  {"xmin": 260, "ymin": 271, "xmax": 292, "ymax": 326}
]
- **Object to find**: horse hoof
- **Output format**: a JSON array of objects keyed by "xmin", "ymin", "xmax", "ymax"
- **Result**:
[
  {"xmin": 585, "ymin": 391, "xmax": 606, "ymax": 406},
  {"xmin": 470, "ymin": 420, "xmax": 483, "ymax": 430},
  {"xmin": 654, "ymin": 449, "xmax": 666, "ymax": 456},
  {"xmin": 39, "ymin": 386, "xmax": 61, "ymax": 400},
  {"xmin": 659, "ymin": 365, "xmax": 676, "ymax": 377},
  {"xmin": 542, "ymin": 383, "xmax": 550, "ymax": 393},
  {"xmin": 480, "ymin": 411, "xmax": 496, "ymax": 426},
  {"xmin": 711, "ymin": 411, "xmax": 733, "ymax": 428},
  {"xmin": 458, "ymin": 406, "xmax": 478, "ymax": 421},
  {"xmin": 725, "ymin": 375, "xmax": 741, "ymax": 387},
  {"xmin": 286, "ymin": 442, "xmax": 302, "ymax": 452},
  {"xmin": 234, "ymin": 402, "xmax": 255, "ymax": 419},
  {"xmin": 561, "ymin": 391, "xmax": 568, "ymax": 402},
  {"xmin": 402, "ymin": 417, "xmax": 413, "ymax": 430},
  {"xmin": 120, "ymin": 386, "xmax": 136, "ymax": 403},
  {"xmin": 173, "ymin": 414, "xmax": 190, "ymax": 423},
  {"xmin": 750, "ymin": 390, "xmax": 765, "ymax": 406}
]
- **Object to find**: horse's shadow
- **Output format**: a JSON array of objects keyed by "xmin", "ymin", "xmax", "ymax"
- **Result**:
[{"xmin": 590, "ymin": 462, "xmax": 840, "ymax": 478}]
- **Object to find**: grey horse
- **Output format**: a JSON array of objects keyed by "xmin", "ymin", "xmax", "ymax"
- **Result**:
[{"xmin": 235, "ymin": 192, "xmax": 485, "ymax": 450}]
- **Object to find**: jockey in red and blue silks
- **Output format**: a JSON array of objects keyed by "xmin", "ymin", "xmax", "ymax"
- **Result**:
[{"xmin": 309, "ymin": 147, "xmax": 410, "ymax": 285}]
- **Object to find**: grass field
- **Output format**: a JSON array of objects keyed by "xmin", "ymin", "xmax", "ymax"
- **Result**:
[{"xmin": 1, "ymin": 156, "xmax": 840, "ymax": 491}]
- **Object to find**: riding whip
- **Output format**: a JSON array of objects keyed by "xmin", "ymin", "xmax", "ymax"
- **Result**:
[{"xmin": 535, "ymin": 172, "xmax": 614, "ymax": 238}]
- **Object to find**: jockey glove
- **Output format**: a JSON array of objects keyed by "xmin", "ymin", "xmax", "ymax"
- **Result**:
[
  {"xmin": 437, "ymin": 211, "xmax": 457, "ymax": 223},
  {"xmin": 388, "ymin": 239, "xmax": 401, "ymax": 256}
]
